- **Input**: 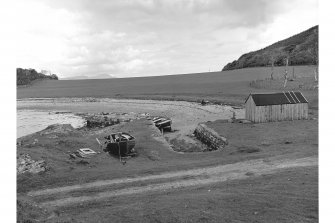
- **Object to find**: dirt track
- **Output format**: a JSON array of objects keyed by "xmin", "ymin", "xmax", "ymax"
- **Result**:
[{"xmin": 28, "ymin": 156, "xmax": 317, "ymax": 208}]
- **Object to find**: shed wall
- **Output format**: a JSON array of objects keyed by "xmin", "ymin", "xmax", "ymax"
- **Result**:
[{"xmin": 245, "ymin": 97, "xmax": 308, "ymax": 123}]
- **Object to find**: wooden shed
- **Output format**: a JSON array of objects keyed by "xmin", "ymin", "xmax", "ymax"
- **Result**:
[{"xmin": 245, "ymin": 91, "xmax": 308, "ymax": 123}]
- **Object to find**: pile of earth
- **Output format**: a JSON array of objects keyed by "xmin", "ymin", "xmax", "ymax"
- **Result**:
[{"xmin": 39, "ymin": 124, "xmax": 75, "ymax": 135}]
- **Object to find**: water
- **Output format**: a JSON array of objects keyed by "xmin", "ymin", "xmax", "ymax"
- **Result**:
[{"xmin": 17, "ymin": 110, "xmax": 86, "ymax": 138}]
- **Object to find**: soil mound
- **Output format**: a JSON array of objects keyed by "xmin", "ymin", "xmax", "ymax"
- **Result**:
[{"xmin": 39, "ymin": 124, "xmax": 75, "ymax": 135}]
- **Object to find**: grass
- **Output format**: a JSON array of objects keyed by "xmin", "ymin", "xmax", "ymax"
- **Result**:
[
  {"xmin": 206, "ymin": 119, "xmax": 318, "ymax": 154},
  {"xmin": 17, "ymin": 66, "xmax": 317, "ymax": 106},
  {"xmin": 17, "ymin": 65, "xmax": 319, "ymax": 222},
  {"xmin": 45, "ymin": 166, "xmax": 318, "ymax": 223},
  {"xmin": 17, "ymin": 117, "xmax": 318, "ymax": 193},
  {"xmin": 168, "ymin": 137, "xmax": 205, "ymax": 152},
  {"xmin": 250, "ymin": 77, "xmax": 318, "ymax": 90}
]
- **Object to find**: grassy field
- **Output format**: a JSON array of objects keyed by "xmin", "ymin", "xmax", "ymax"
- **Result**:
[
  {"xmin": 17, "ymin": 117, "xmax": 318, "ymax": 222},
  {"xmin": 17, "ymin": 66, "xmax": 318, "ymax": 222},
  {"xmin": 16, "ymin": 118, "xmax": 317, "ymax": 193},
  {"xmin": 17, "ymin": 66, "xmax": 317, "ymax": 106},
  {"xmin": 41, "ymin": 166, "xmax": 318, "ymax": 223}
]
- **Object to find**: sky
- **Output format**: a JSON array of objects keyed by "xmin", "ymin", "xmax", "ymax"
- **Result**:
[{"xmin": 15, "ymin": 0, "xmax": 318, "ymax": 79}]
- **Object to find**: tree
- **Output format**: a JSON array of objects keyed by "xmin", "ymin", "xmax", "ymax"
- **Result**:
[
  {"xmin": 270, "ymin": 56, "xmax": 275, "ymax": 80},
  {"xmin": 283, "ymin": 57, "xmax": 289, "ymax": 88},
  {"xmin": 292, "ymin": 67, "xmax": 295, "ymax": 79},
  {"xmin": 17, "ymin": 68, "xmax": 59, "ymax": 85},
  {"xmin": 308, "ymin": 42, "xmax": 318, "ymax": 81},
  {"xmin": 313, "ymin": 42, "xmax": 318, "ymax": 82}
]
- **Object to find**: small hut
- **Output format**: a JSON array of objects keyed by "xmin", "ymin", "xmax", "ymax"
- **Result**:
[{"xmin": 245, "ymin": 91, "xmax": 308, "ymax": 123}]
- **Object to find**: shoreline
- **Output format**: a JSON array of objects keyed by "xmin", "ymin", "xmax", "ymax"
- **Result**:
[{"xmin": 17, "ymin": 96, "xmax": 245, "ymax": 108}]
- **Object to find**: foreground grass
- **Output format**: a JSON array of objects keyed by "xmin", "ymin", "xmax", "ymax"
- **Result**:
[
  {"xmin": 17, "ymin": 116, "xmax": 318, "ymax": 193},
  {"xmin": 19, "ymin": 166, "xmax": 317, "ymax": 223},
  {"xmin": 17, "ymin": 115, "xmax": 318, "ymax": 222}
]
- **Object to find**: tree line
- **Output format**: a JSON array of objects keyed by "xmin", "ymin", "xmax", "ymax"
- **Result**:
[{"xmin": 17, "ymin": 68, "xmax": 59, "ymax": 86}]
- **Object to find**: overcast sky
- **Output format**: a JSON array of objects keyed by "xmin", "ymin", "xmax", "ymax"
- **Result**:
[{"xmin": 15, "ymin": 0, "xmax": 318, "ymax": 79}]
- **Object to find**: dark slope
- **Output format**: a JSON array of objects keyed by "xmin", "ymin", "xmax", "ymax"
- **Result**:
[
  {"xmin": 223, "ymin": 25, "xmax": 318, "ymax": 70},
  {"xmin": 17, "ymin": 68, "xmax": 58, "ymax": 86}
]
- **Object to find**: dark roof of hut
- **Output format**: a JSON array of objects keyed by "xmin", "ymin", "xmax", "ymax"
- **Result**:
[{"xmin": 246, "ymin": 92, "xmax": 308, "ymax": 106}]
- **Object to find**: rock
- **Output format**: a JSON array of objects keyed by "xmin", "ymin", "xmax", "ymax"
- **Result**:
[
  {"xmin": 32, "ymin": 139, "xmax": 39, "ymax": 145},
  {"xmin": 47, "ymin": 135, "xmax": 58, "ymax": 139},
  {"xmin": 17, "ymin": 154, "xmax": 47, "ymax": 174},
  {"xmin": 85, "ymin": 114, "xmax": 120, "ymax": 128},
  {"xmin": 77, "ymin": 160, "xmax": 89, "ymax": 165},
  {"xmin": 260, "ymin": 141, "xmax": 271, "ymax": 146},
  {"xmin": 147, "ymin": 151, "xmax": 161, "ymax": 161},
  {"xmin": 245, "ymin": 172, "xmax": 255, "ymax": 176}
]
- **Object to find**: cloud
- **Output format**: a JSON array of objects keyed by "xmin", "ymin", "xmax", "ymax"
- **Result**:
[{"xmin": 16, "ymin": 0, "xmax": 318, "ymax": 78}]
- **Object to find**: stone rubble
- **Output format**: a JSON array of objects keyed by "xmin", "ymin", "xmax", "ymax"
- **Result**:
[
  {"xmin": 78, "ymin": 112, "xmax": 151, "ymax": 128},
  {"xmin": 17, "ymin": 154, "xmax": 47, "ymax": 174}
]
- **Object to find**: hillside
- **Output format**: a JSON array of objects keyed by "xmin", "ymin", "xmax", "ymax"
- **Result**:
[
  {"xmin": 17, "ymin": 66, "xmax": 318, "ymax": 107},
  {"xmin": 223, "ymin": 25, "xmax": 318, "ymax": 70},
  {"xmin": 61, "ymin": 74, "xmax": 115, "ymax": 80},
  {"xmin": 17, "ymin": 68, "xmax": 59, "ymax": 86}
]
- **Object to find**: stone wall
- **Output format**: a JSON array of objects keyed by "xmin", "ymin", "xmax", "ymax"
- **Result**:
[
  {"xmin": 79, "ymin": 114, "xmax": 121, "ymax": 128},
  {"xmin": 193, "ymin": 123, "xmax": 228, "ymax": 151}
]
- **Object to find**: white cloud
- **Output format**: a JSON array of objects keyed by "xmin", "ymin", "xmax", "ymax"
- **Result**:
[
  {"xmin": 16, "ymin": 0, "xmax": 83, "ymax": 73},
  {"xmin": 15, "ymin": 0, "xmax": 318, "ymax": 78}
]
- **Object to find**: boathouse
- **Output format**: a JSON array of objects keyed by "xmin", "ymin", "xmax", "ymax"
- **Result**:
[{"xmin": 245, "ymin": 91, "xmax": 308, "ymax": 123}]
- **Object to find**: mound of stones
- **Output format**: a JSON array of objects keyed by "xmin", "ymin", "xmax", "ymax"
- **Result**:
[
  {"xmin": 76, "ymin": 113, "xmax": 120, "ymax": 128},
  {"xmin": 17, "ymin": 154, "xmax": 47, "ymax": 174},
  {"xmin": 193, "ymin": 123, "xmax": 228, "ymax": 151},
  {"xmin": 79, "ymin": 112, "xmax": 150, "ymax": 128}
]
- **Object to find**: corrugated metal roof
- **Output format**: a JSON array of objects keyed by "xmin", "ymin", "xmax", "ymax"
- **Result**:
[
  {"xmin": 246, "ymin": 91, "xmax": 308, "ymax": 106},
  {"xmin": 293, "ymin": 92, "xmax": 308, "ymax": 103}
]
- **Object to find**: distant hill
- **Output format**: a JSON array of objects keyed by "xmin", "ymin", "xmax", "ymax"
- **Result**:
[
  {"xmin": 223, "ymin": 25, "xmax": 318, "ymax": 71},
  {"xmin": 17, "ymin": 68, "xmax": 59, "ymax": 86},
  {"xmin": 61, "ymin": 74, "xmax": 116, "ymax": 80}
]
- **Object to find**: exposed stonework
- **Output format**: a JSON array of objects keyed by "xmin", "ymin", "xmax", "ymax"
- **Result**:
[
  {"xmin": 193, "ymin": 123, "xmax": 228, "ymax": 151},
  {"xmin": 85, "ymin": 116, "xmax": 121, "ymax": 128},
  {"xmin": 77, "ymin": 113, "xmax": 141, "ymax": 128},
  {"xmin": 17, "ymin": 154, "xmax": 47, "ymax": 174}
]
